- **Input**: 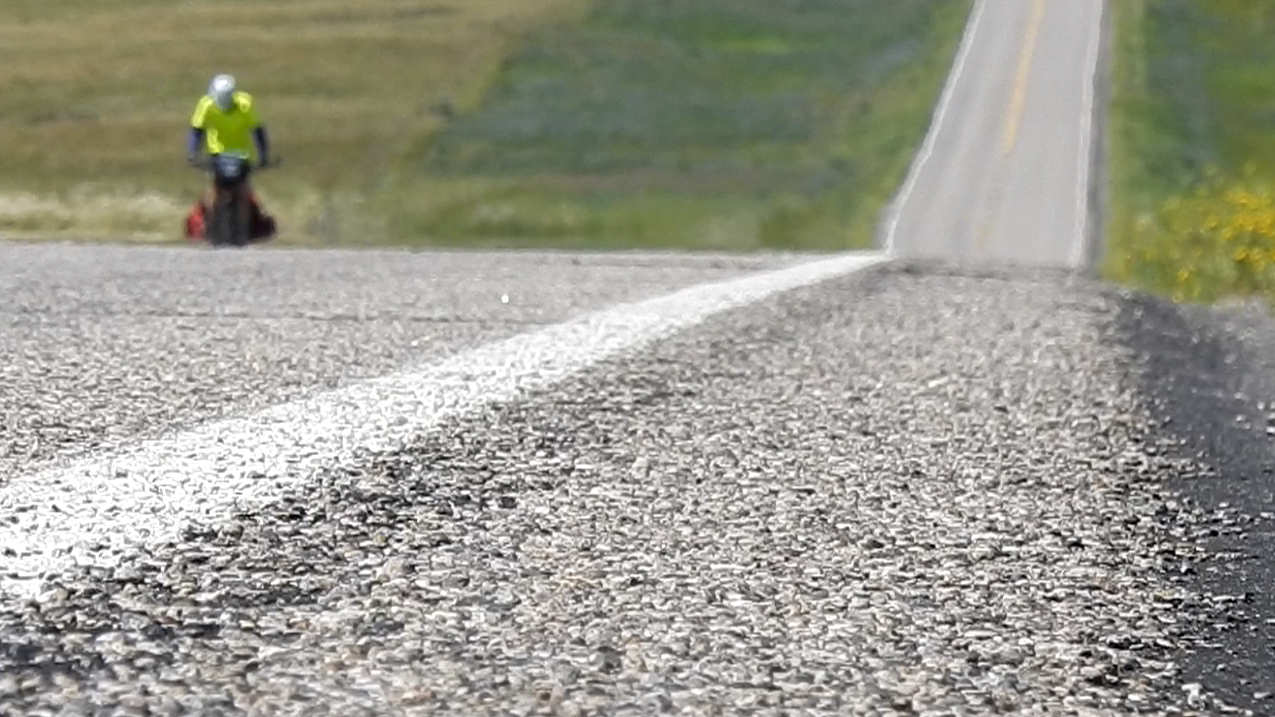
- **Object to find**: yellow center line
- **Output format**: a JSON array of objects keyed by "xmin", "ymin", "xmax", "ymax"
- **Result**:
[
  {"xmin": 975, "ymin": 0, "xmax": 1048, "ymax": 253},
  {"xmin": 1001, "ymin": 0, "xmax": 1046, "ymax": 156}
]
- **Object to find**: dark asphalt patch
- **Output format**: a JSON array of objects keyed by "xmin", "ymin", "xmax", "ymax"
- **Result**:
[{"xmin": 1114, "ymin": 290, "xmax": 1275, "ymax": 712}]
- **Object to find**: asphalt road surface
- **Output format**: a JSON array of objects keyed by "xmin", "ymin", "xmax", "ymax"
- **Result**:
[
  {"xmin": 885, "ymin": 0, "xmax": 1105, "ymax": 270},
  {"xmin": 3, "ymin": 0, "xmax": 1275, "ymax": 715}
]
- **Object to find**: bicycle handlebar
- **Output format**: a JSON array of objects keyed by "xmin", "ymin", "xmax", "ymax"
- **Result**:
[{"xmin": 187, "ymin": 156, "xmax": 283, "ymax": 171}]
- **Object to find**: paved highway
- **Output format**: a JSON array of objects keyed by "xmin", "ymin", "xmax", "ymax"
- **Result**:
[
  {"xmin": 3, "ymin": 0, "xmax": 1274, "ymax": 714},
  {"xmin": 885, "ymin": 0, "xmax": 1105, "ymax": 269}
]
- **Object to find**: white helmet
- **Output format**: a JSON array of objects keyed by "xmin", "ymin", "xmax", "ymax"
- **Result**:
[{"xmin": 208, "ymin": 74, "xmax": 236, "ymax": 111}]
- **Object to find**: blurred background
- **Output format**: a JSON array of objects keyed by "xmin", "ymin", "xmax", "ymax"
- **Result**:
[
  {"xmin": 4, "ymin": 0, "xmax": 1275, "ymax": 310},
  {"xmin": 0, "ymin": 0, "xmax": 970, "ymax": 250}
]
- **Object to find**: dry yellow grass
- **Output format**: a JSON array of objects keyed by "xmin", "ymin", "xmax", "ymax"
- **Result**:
[{"xmin": 0, "ymin": 0, "xmax": 590, "ymax": 241}]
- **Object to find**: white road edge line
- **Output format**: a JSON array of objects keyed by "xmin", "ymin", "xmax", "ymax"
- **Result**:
[
  {"xmin": 0, "ymin": 251, "xmax": 889, "ymax": 602},
  {"xmin": 1071, "ymin": 0, "xmax": 1107, "ymax": 269},
  {"xmin": 882, "ymin": 0, "xmax": 989, "ymax": 256}
]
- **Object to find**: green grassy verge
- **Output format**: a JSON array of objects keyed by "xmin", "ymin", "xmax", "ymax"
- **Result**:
[
  {"xmin": 385, "ymin": 0, "xmax": 974, "ymax": 251},
  {"xmin": 0, "ymin": 0, "xmax": 591, "ymax": 243},
  {"xmin": 0, "ymin": 0, "xmax": 972, "ymax": 250},
  {"xmin": 1107, "ymin": 0, "xmax": 1275, "ymax": 303}
]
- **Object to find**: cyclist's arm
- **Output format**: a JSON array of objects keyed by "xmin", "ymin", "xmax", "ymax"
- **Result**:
[
  {"xmin": 187, "ymin": 128, "xmax": 206, "ymax": 160},
  {"xmin": 245, "ymin": 102, "xmax": 270, "ymax": 165},
  {"xmin": 188, "ymin": 100, "xmax": 210, "ymax": 161},
  {"xmin": 253, "ymin": 126, "xmax": 270, "ymax": 165}
]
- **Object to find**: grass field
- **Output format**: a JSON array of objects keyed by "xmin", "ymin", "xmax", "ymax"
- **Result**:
[
  {"xmin": 1107, "ymin": 0, "xmax": 1275, "ymax": 304},
  {"xmin": 388, "ymin": 0, "xmax": 974, "ymax": 251},
  {"xmin": 0, "ymin": 0, "xmax": 591, "ymax": 242},
  {"xmin": 0, "ymin": 0, "xmax": 971, "ymax": 250}
]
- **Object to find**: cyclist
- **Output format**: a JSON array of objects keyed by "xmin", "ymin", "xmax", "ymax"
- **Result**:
[{"xmin": 187, "ymin": 74, "xmax": 272, "ymax": 232}]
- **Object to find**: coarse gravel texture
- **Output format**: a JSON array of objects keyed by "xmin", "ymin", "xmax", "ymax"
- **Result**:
[
  {"xmin": 0, "ymin": 241, "xmax": 791, "ymax": 480},
  {"xmin": 1114, "ymin": 291, "xmax": 1275, "ymax": 714},
  {"xmin": 0, "ymin": 264, "xmax": 1251, "ymax": 716}
]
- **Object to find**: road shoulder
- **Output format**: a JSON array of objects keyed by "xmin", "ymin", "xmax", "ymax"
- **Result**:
[{"xmin": 1114, "ymin": 290, "xmax": 1275, "ymax": 713}]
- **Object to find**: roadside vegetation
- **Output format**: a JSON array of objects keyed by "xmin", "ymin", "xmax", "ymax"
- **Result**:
[
  {"xmin": 0, "ymin": 0, "xmax": 591, "ymax": 243},
  {"xmin": 392, "ymin": 0, "xmax": 973, "ymax": 251},
  {"xmin": 0, "ymin": 0, "xmax": 971, "ymax": 250},
  {"xmin": 1107, "ymin": 0, "xmax": 1275, "ymax": 304}
]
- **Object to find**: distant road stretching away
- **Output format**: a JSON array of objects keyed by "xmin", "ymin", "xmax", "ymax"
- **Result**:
[{"xmin": 885, "ymin": 0, "xmax": 1106, "ymax": 270}]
